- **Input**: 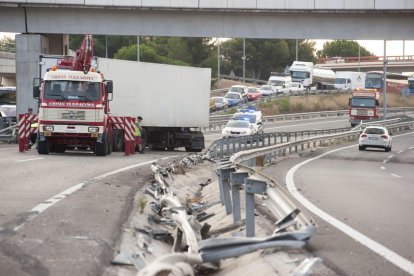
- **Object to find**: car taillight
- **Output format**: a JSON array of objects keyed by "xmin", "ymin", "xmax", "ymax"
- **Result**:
[
  {"xmin": 381, "ymin": 135, "xmax": 388, "ymax": 139},
  {"xmin": 360, "ymin": 134, "xmax": 367, "ymax": 138}
]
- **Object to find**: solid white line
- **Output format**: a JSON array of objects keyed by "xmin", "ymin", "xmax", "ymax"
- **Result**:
[
  {"xmin": 286, "ymin": 141, "xmax": 414, "ymax": 275},
  {"xmin": 14, "ymin": 156, "xmax": 180, "ymax": 233},
  {"xmin": 15, "ymin": 158, "xmax": 44, "ymax": 163},
  {"xmin": 0, "ymin": 148, "xmax": 18, "ymax": 151},
  {"xmin": 391, "ymin": 174, "xmax": 402, "ymax": 178}
]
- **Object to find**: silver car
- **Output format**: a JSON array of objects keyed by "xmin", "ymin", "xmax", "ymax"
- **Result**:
[{"xmin": 358, "ymin": 126, "xmax": 392, "ymax": 152}]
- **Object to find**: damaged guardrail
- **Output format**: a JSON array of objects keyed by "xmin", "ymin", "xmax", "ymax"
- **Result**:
[
  {"xmin": 122, "ymin": 116, "xmax": 414, "ymax": 276},
  {"xmin": 130, "ymin": 152, "xmax": 318, "ymax": 275},
  {"xmin": 0, "ymin": 123, "xmax": 18, "ymax": 143}
]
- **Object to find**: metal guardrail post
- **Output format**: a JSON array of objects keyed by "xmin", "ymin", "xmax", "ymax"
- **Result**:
[
  {"xmin": 219, "ymin": 167, "xmax": 236, "ymax": 215},
  {"xmin": 230, "ymin": 171, "xmax": 249, "ymax": 224},
  {"xmin": 245, "ymin": 178, "xmax": 267, "ymax": 237}
]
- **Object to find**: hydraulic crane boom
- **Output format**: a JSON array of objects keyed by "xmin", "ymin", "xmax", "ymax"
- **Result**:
[{"xmin": 57, "ymin": 34, "xmax": 94, "ymax": 74}]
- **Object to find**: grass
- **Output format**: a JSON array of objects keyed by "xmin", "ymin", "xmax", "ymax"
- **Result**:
[{"xmin": 258, "ymin": 93, "xmax": 414, "ymax": 115}]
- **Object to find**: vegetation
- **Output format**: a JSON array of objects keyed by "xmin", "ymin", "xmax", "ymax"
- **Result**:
[
  {"xmin": 258, "ymin": 93, "xmax": 414, "ymax": 115},
  {"xmin": 0, "ymin": 36, "xmax": 15, "ymax": 52},
  {"xmin": 316, "ymin": 40, "xmax": 373, "ymax": 59}
]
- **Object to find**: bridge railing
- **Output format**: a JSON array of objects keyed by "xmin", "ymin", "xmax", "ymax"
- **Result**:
[{"xmin": 317, "ymin": 55, "xmax": 414, "ymax": 64}]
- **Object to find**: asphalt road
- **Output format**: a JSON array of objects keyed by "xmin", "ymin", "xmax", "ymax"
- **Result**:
[
  {"xmin": 0, "ymin": 115, "xmax": 412, "ymax": 275},
  {"xmin": 263, "ymin": 132, "xmax": 414, "ymax": 275},
  {"xmin": 0, "ymin": 147, "xmax": 184, "ymax": 275}
]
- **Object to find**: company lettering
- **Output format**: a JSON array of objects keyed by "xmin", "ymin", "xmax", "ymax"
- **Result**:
[
  {"xmin": 48, "ymin": 102, "xmax": 96, "ymax": 108},
  {"xmin": 50, "ymin": 75, "xmax": 97, "ymax": 81}
]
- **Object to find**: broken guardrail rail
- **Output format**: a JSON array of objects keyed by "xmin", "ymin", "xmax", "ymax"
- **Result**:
[{"xmin": 130, "ymin": 153, "xmax": 318, "ymax": 275}]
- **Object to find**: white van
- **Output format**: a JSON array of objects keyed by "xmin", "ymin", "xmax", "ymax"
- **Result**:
[
  {"xmin": 268, "ymin": 73, "xmax": 292, "ymax": 94},
  {"xmin": 335, "ymin": 71, "xmax": 366, "ymax": 91}
]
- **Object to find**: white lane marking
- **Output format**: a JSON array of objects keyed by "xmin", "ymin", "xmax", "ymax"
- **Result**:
[
  {"xmin": 387, "ymin": 155, "xmax": 394, "ymax": 159},
  {"xmin": 383, "ymin": 160, "xmax": 388, "ymax": 164},
  {"xmin": 0, "ymin": 148, "xmax": 18, "ymax": 151},
  {"xmin": 381, "ymin": 166, "xmax": 386, "ymax": 170},
  {"xmin": 13, "ymin": 155, "xmax": 180, "ymax": 233},
  {"xmin": 391, "ymin": 174, "xmax": 402, "ymax": 178},
  {"xmin": 286, "ymin": 134, "xmax": 414, "ymax": 275},
  {"xmin": 397, "ymin": 151, "xmax": 403, "ymax": 154},
  {"xmin": 409, "ymin": 147, "xmax": 414, "ymax": 150},
  {"xmin": 15, "ymin": 158, "xmax": 44, "ymax": 163}
]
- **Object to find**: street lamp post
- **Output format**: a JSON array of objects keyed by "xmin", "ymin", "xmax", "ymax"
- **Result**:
[
  {"xmin": 383, "ymin": 40, "xmax": 387, "ymax": 120},
  {"xmin": 243, "ymin": 38, "xmax": 246, "ymax": 83},
  {"xmin": 217, "ymin": 38, "xmax": 220, "ymax": 89}
]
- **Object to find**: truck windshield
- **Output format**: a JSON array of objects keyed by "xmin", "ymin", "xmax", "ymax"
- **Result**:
[
  {"xmin": 290, "ymin": 71, "xmax": 310, "ymax": 80},
  {"xmin": 44, "ymin": 81, "xmax": 100, "ymax": 101},
  {"xmin": 268, "ymin": 80, "xmax": 284, "ymax": 86},
  {"xmin": 365, "ymin": 75, "xmax": 382, "ymax": 89},
  {"xmin": 335, "ymin": 78, "xmax": 346, "ymax": 84},
  {"xmin": 351, "ymin": 98, "xmax": 376, "ymax": 108}
]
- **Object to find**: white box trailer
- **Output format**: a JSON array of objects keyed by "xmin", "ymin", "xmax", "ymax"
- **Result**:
[
  {"xmin": 335, "ymin": 71, "xmax": 366, "ymax": 91},
  {"xmin": 97, "ymin": 58, "xmax": 211, "ymax": 151}
]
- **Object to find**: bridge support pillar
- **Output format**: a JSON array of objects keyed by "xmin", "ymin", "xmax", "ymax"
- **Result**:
[{"xmin": 16, "ymin": 34, "xmax": 69, "ymax": 116}]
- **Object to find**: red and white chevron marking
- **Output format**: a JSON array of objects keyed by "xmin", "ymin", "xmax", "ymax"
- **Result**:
[{"xmin": 19, "ymin": 114, "xmax": 38, "ymax": 139}]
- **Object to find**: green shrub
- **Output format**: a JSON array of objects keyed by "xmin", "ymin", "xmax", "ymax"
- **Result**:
[{"xmin": 278, "ymin": 97, "xmax": 290, "ymax": 113}]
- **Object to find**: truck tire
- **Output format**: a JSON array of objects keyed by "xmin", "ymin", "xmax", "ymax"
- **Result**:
[
  {"xmin": 38, "ymin": 140, "xmax": 49, "ymax": 154},
  {"xmin": 95, "ymin": 133, "xmax": 108, "ymax": 156}
]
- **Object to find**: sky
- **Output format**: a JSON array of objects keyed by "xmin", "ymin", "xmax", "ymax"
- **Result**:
[{"xmin": 1, "ymin": 32, "xmax": 414, "ymax": 57}]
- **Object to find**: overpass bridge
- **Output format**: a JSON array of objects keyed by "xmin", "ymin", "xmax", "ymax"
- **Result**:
[
  {"xmin": 0, "ymin": 51, "xmax": 15, "ymax": 86},
  {"xmin": 0, "ymin": 0, "xmax": 414, "ymax": 39},
  {"xmin": 0, "ymin": 0, "xmax": 413, "ymax": 114},
  {"xmin": 316, "ymin": 55, "xmax": 414, "ymax": 73}
]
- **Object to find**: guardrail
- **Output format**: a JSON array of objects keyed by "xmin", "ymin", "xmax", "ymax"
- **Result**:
[
  {"xmin": 207, "ymin": 115, "xmax": 412, "ymax": 159},
  {"xmin": 207, "ymin": 107, "xmax": 413, "ymax": 132},
  {"xmin": 230, "ymin": 119, "xmax": 414, "ymax": 167}
]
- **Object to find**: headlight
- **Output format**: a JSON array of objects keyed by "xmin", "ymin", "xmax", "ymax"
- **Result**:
[
  {"xmin": 88, "ymin": 127, "xmax": 99, "ymax": 133},
  {"xmin": 43, "ymin": 125, "xmax": 54, "ymax": 132}
]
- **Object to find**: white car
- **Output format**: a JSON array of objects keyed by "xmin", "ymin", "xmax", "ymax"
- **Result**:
[
  {"xmin": 222, "ymin": 120, "xmax": 255, "ymax": 138},
  {"xmin": 290, "ymin": 82, "xmax": 305, "ymax": 95},
  {"xmin": 358, "ymin": 126, "xmax": 392, "ymax": 152},
  {"xmin": 211, "ymin": 96, "xmax": 228, "ymax": 110},
  {"xmin": 232, "ymin": 110, "xmax": 264, "ymax": 135},
  {"xmin": 228, "ymin": 85, "xmax": 248, "ymax": 102},
  {"xmin": 259, "ymin": 85, "xmax": 276, "ymax": 96}
]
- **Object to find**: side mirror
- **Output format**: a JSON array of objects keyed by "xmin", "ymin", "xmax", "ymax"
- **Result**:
[
  {"xmin": 106, "ymin": 80, "xmax": 113, "ymax": 93},
  {"xmin": 33, "ymin": 85, "xmax": 40, "ymax": 98}
]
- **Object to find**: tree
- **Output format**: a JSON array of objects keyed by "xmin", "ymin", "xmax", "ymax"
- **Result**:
[
  {"xmin": 219, "ymin": 38, "xmax": 317, "ymax": 80},
  {"xmin": 0, "ymin": 36, "xmax": 15, "ymax": 52},
  {"xmin": 317, "ymin": 40, "xmax": 373, "ymax": 58}
]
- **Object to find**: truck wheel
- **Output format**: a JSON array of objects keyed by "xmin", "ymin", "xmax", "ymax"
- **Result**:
[
  {"xmin": 38, "ymin": 140, "xmax": 49, "ymax": 154},
  {"xmin": 95, "ymin": 133, "xmax": 107, "ymax": 156}
]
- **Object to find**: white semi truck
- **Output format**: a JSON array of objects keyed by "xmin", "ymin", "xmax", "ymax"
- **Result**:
[
  {"xmin": 97, "ymin": 58, "xmax": 211, "ymax": 152},
  {"xmin": 335, "ymin": 71, "xmax": 366, "ymax": 91},
  {"xmin": 289, "ymin": 61, "xmax": 335, "ymax": 90}
]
